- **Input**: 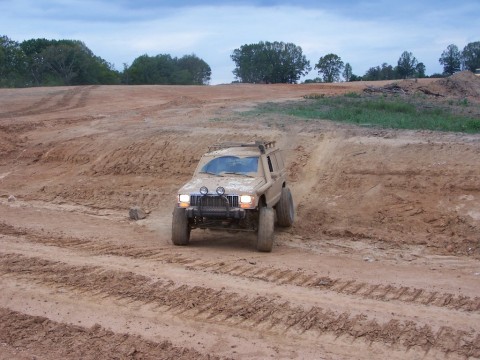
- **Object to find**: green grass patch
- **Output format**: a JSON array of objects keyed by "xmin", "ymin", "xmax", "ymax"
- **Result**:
[{"xmin": 246, "ymin": 94, "xmax": 480, "ymax": 133}]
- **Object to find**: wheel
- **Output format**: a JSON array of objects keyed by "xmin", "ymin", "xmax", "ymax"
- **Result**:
[
  {"xmin": 276, "ymin": 187, "xmax": 294, "ymax": 227},
  {"xmin": 172, "ymin": 207, "xmax": 190, "ymax": 245},
  {"xmin": 257, "ymin": 207, "xmax": 274, "ymax": 252}
]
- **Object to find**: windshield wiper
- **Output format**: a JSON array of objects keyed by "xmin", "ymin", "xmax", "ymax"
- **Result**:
[
  {"xmin": 222, "ymin": 172, "xmax": 254, "ymax": 178},
  {"xmin": 199, "ymin": 171, "xmax": 224, "ymax": 177}
]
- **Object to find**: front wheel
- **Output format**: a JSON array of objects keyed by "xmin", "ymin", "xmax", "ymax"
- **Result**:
[
  {"xmin": 172, "ymin": 207, "xmax": 190, "ymax": 245},
  {"xmin": 257, "ymin": 207, "xmax": 274, "ymax": 252},
  {"xmin": 276, "ymin": 187, "xmax": 294, "ymax": 227}
]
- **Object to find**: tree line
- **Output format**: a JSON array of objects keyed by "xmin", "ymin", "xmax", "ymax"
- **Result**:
[
  {"xmin": 1, "ymin": 34, "xmax": 479, "ymax": 87},
  {"xmin": 234, "ymin": 41, "xmax": 478, "ymax": 84},
  {"xmin": 0, "ymin": 35, "xmax": 211, "ymax": 87},
  {"xmin": 353, "ymin": 42, "xmax": 480, "ymax": 82}
]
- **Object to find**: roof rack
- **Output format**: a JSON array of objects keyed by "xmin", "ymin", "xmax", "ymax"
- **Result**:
[{"xmin": 208, "ymin": 140, "xmax": 276, "ymax": 154}]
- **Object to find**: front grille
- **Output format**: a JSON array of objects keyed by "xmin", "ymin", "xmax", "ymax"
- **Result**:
[{"xmin": 191, "ymin": 195, "xmax": 239, "ymax": 208}]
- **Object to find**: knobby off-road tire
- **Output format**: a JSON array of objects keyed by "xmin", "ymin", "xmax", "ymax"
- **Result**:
[
  {"xmin": 257, "ymin": 207, "xmax": 274, "ymax": 252},
  {"xmin": 172, "ymin": 207, "xmax": 190, "ymax": 245},
  {"xmin": 276, "ymin": 187, "xmax": 295, "ymax": 227}
]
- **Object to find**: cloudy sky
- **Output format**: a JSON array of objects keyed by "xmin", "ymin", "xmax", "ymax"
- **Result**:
[{"xmin": 1, "ymin": 0, "xmax": 479, "ymax": 84}]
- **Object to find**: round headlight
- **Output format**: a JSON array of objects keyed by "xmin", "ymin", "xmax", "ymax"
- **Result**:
[
  {"xmin": 199, "ymin": 186, "xmax": 208, "ymax": 195},
  {"xmin": 216, "ymin": 186, "xmax": 225, "ymax": 195}
]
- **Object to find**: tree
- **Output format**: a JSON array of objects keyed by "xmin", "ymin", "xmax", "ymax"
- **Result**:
[
  {"xmin": 396, "ymin": 51, "xmax": 418, "ymax": 79},
  {"xmin": 177, "ymin": 54, "xmax": 211, "ymax": 85},
  {"xmin": 415, "ymin": 62, "xmax": 426, "ymax": 78},
  {"xmin": 231, "ymin": 44, "xmax": 260, "ymax": 83},
  {"xmin": 127, "ymin": 53, "xmax": 211, "ymax": 85},
  {"xmin": 128, "ymin": 54, "xmax": 172, "ymax": 84},
  {"xmin": 343, "ymin": 63, "xmax": 352, "ymax": 82},
  {"xmin": 314, "ymin": 54, "xmax": 344, "ymax": 83},
  {"xmin": 231, "ymin": 41, "xmax": 311, "ymax": 84},
  {"xmin": 20, "ymin": 38, "xmax": 53, "ymax": 85},
  {"xmin": 41, "ymin": 43, "xmax": 81, "ymax": 85},
  {"xmin": 381, "ymin": 63, "xmax": 396, "ymax": 79},
  {"xmin": 363, "ymin": 66, "xmax": 381, "ymax": 81},
  {"xmin": 303, "ymin": 77, "xmax": 322, "ymax": 83},
  {"xmin": 122, "ymin": 63, "xmax": 130, "ymax": 84},
  {"xmin": 349, "ymin": 74, "xmax": 363, "ymax": 81},
  {"xmin": 19, "ymin": 38, "xmax": 119, "ymax": 86},
  {"xmin": 363, "ymin": 63, "xmax": 396, "ymax": 81},
  {"xmin": 461, "ymin": 41, "xmax": 480, "ymax": 72},
  {"xmin": 0, "ymin": 35, "xmax": 27, "ymax": 87},
  {"xmin": 439, "ymin": 44, "xmax": 461, "ymax": 75},
  {"xmin": 2, "ymin": 35, "xmax": 119, "ymax": 87},
  {"xmin": 87, "ymin": 56, "xmax": 120, "ymax": 85}
]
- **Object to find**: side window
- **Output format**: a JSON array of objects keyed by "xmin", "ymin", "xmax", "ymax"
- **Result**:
[
  {"xmin": 267, "ymin": 155, "xmax": 278, "ymax": 172},
  {"xmin": 274, "ymin": 152, "xmax": 284, "ymax": 169},
  {"xmin": 267, "ymin": 156, "xmax": 274, "ymax": 172}
]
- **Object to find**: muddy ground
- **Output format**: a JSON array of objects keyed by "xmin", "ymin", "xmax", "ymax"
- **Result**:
[{"xmin": 0, "ymin": 76, "xmax": 479, "ymax": 359}]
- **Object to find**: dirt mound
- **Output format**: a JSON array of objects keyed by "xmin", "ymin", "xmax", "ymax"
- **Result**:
[
  {"xmin": 365, "ymin": 71, "xmax": 480, "ymax": 100},
  {"xmin": 435, "ymin": 70, "xmax": 480, "ymax": 98},
  {"xmin": 289, "ymin": 133, "xmax": 480, "ymax": 258}
]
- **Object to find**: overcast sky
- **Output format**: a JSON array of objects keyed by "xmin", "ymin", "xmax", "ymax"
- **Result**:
[{"xmin": 1, "ymin": 0, "xmax": 479, "ymax": 84}]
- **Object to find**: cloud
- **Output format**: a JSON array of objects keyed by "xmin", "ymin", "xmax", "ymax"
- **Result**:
[{"xmin": 1, "ymin": 0, "xmax": 479, "ymax": 83}]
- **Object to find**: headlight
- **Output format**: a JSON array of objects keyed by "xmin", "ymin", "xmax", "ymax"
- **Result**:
[
  {"xmin": 178, "ymin": 194, "xmax": 190, "ymax": 208},
  {"xmin": 216, "ymin": 186, "xmax": 225, "ymax": 195},
  {"xmin": 240, "ymin": 195, "xmax": 253, "ymax": 204},
  {"xmin": 200, "ymin": 186, "xmax": 208, "ymax": 195},
  {"xmin": 179, "ymin": 194, "xmax": 190, "ymax": 203}
]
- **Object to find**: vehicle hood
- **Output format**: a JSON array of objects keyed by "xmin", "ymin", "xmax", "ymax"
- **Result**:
[{"xmin": 178, "ymin": 176, "xmax": 266, "ymax": 195}]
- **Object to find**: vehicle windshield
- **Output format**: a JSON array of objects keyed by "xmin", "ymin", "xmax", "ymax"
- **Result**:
[{"xmin": 199, "ymin": 156, "xmax": 259, "ymax": 176}]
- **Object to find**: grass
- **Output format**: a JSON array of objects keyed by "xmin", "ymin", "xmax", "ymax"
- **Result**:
[{"xmin": 244, "ymin": 93, "xmax": 480, "ymax": 133}]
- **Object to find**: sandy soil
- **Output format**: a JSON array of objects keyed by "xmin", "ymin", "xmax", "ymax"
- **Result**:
[{"xmin": 0, "ymin": 78, "xmax": 479, "ymax": 359}]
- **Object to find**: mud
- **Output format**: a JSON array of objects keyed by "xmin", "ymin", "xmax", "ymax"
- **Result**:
[{"xmin": 0, "ymin": 79, "xmax": 479, "ymax": 359}]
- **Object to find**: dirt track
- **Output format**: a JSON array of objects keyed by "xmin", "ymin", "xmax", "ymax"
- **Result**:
[{"xmin": 0, "ymin": 81, "xmax": 479, "ymax": 359}]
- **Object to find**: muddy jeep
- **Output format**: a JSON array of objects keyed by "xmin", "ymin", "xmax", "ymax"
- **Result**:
[{"xmin": 172, "ymin": 141, "xmax": 294, "ymax": 252}]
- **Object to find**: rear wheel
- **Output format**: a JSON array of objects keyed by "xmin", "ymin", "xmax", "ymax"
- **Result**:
[
  {"xmin": 172, "ymin": 207, "xmax": 190, "ymax": 245},
  {"xmin": 276, "ymin": 187, "xmax": 294, "ymax": 227},
  {"xmin": 257, "ymin": 207, "xmax": 274, "ymax": 252}
]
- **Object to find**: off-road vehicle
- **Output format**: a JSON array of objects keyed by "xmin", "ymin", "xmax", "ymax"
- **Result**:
[{"xmin": 172, "ymin": 140, "xmax": 294, "ymax": 252}]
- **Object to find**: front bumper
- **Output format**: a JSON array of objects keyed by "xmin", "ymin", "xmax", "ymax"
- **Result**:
[{"xmin": 185, "ymin": 206, "xmax": 246, "ymax": 219}]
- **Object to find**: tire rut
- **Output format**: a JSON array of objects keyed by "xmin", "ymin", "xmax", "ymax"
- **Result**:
[
  {"xmin": 0, "ymin": 253, "xmax": 478, "ymax": 358},
  {"xmin": 0, "ymin": 307, "xmax": 225, "ymax": 360},
  {"xmin": 0, "ymin": 86, "xmax": 96, "ymax": 119},
  {"xmin": 2, "ymin": 222, "xmax": 479, "ymax": 314}
]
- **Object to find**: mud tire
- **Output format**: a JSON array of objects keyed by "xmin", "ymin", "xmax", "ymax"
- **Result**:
[
  {"xmin": 257, "ymin": 207, "xmax": 274, "ymax": 252},
  {"xmin": 276, "ymin": 187, "xmax": 294, "ymax": 227},
  {"xmin": 172, "ymin": 207, "xmax": 190, "ymax": 245}
]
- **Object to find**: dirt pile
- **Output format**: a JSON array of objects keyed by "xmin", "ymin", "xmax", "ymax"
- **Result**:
[
  {"xmin": 364, "ymin": 71, "xmax": 480, "ymax": 100},
  {"xmin": 291, "ymin": 132, "xmax": 480, "ymax": 256},
  {"xmin": 434, "ymin": 70, "xmax": 480, "ymax": 99}
]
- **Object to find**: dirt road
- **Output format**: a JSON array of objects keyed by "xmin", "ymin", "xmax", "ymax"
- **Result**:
[{"xmin": 0, "ymin": 81, "xmax": 479, "ymax": 359}]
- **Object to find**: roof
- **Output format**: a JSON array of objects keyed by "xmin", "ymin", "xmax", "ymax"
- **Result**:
[{"xmin": 207, "ymin": 141, "xmax": 276, "ymax": 156}]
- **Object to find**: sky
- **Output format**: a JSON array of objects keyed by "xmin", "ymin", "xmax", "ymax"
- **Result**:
[{"xmin": 1, "ymin": 0, "xmax": 479, "ymax": 84}]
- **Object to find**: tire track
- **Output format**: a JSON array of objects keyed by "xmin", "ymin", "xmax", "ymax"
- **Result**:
[
  {"xmin": 0, "ymin": 90, "xmax": 64, "ymax": 119},
  {"xmin": 0, "ymin": 308, "xmax": 224, "ymax": 360},
  {"xmin": 0, "ymin": 253, "xmax": 479, "ymax": 358},
  {"xmin": 0, "ymin": 86, "xmax": 96, "ymax": 120},
  {"xmin": 1, "ymin": 222, "xmax": 479, "ymax": 313}
]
